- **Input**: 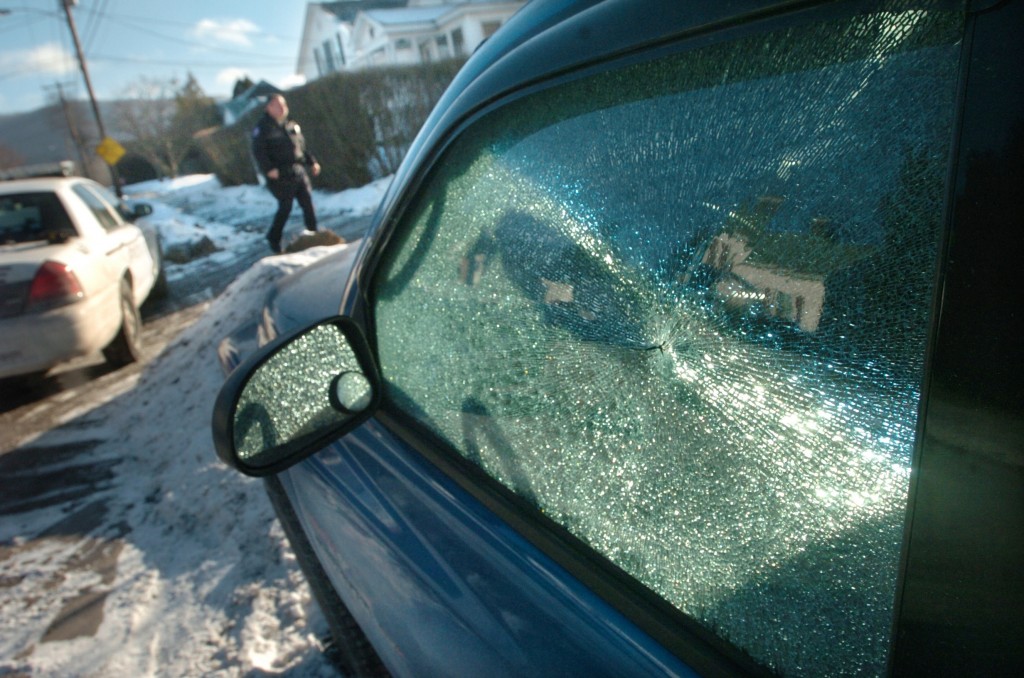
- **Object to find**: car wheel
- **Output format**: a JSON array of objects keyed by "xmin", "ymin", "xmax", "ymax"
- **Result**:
[
  {"xmin": 150, "ymin": 239, "xmax": 169, "ymax": 300},
  {"xmin": 263, "ymin": 475, "xmax": 389, "ymax": 678},
  {"xmin": 102, "ymin": 279, "xmax": 142, "ymax": 368},
  {"xmin": 6, "ymin": 370, "xmax": 49, "ymax": 396}
]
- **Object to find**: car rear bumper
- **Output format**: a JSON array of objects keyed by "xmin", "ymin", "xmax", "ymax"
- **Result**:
[{"xmin": 0, "ymin": 291, "xmax": 120, "ymax": 378}]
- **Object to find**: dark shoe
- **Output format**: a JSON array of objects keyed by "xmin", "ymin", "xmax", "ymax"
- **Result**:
[{"xmin": 266, "ymin": 236, "xmax": 281, "ymax": 254}]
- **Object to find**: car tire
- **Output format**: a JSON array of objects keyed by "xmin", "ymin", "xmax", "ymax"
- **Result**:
[
  {"xmin": 6, "ymin": 370, "xmax": 48, "ymax": 396},
  {"xmin": 150, "ymin": 242, "xmax": 169, "ymax": 300},
  {"xmin": 264, "ymin": 475, "xmax": 389, "ymax": 678},
  {"xmin": 102, "ymin": 279, "xmax": 142, "ymax": 368}
]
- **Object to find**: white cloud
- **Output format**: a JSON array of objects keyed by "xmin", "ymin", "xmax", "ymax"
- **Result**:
[
  {"xmin": 191, "ymin": 18, "xmax": 261, "ymax": 47},
  {"xmin": 277, "ymin": 73, "xmax": 307, "ymax": 90},
  {"xmin": 0, "ymin": 42, "xmax": 76, "ymax": 76},
  {"xmin": 215, "ymin": 67, "xmax": 250, "ymax": 88},
  {"xmin": 215, "ymin": 68, "xmax": 305, "ymax": 94}
]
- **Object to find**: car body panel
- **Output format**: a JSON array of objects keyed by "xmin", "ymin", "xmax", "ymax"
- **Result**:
[
  {"xmin": 281, "ymin": 425, "xmax": 702, "ymax": 678},
  {"xmin": 0, "ymin": 286, "xmax": 120, "ymax": 374},
  {"xmin": 0, "ymin": 176, "xmax": 159, "ymax": 378},
  {"xmin": 258, "ymin": 241, "xmax": 362, "ymax": 345}
]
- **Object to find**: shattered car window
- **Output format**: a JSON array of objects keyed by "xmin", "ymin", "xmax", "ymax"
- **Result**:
[{"xmin": 373, "ymin": 3, "xmax": 964, "ymax": 675}]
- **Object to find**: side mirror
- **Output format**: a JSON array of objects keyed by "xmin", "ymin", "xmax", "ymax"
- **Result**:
[
  {"xmin": 131, "ymin": 202, "xmax": 153, "ymax": 218},
  {"xmin": 211, "ymin": 316, "xmax": 381, "ymax": 476}
]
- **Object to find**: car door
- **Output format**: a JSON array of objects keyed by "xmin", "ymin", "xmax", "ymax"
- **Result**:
[
  {"xmin": 93, "ymin": 184, "xmax": 160, "ymax": 290},
  {"xmin": 73, "ymin": 184, "xmax": 153, "ymax": 304},
  {"xmin": 272, "ymin": 1, "xmax": 1020, "ymax": 676}
]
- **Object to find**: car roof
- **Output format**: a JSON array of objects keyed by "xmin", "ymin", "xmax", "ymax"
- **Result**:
[
  {"xmin": 402, "ymin": 1, "xmax": 806, "ymax": 163},
  {"xmin": 378, "ymin": 0, "xmax": 873, "ymax": 240}
]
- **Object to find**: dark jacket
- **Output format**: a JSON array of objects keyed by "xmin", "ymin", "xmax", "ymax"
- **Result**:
[{"xmin": 251, "ymin": 113, "xmax": 317, "ymax": 180}]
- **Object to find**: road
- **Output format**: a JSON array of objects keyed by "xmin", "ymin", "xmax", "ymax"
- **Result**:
[
  {"xmin": 0, "ymin": 208, "xmax": 374, "ymax": 675},
  {"xmin": 0, "ymin": 236, "xmax": 262, "ymax": 451},
  {"xmin": 0, "ymin": 244, "xmax": 257, "ymax": 648},
  {"xmin": 0, "ymin": 214, "xmax": 370, "ymax": 662}
]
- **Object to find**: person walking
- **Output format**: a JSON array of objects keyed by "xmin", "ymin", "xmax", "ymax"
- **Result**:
[{"xmin": 252, "ymin": 94, "xmax": 322, "ymax": 253}]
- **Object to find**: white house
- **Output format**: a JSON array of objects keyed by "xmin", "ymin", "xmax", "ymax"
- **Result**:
[{"xmin": 296, "ymin": 1, "xmax": 525, "ymax": 81}]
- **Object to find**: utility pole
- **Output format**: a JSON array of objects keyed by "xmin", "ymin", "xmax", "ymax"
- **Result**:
[
  {"xmin": 60, "ymin": 0, "xmax": 122, "ymax": 193},
  {"xmin": 52, "ymin": 82, "xmax": 90, "ymax": 176}
]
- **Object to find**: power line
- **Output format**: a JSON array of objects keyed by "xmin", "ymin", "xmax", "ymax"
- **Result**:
[
  {"xmin": 76, "ymin": 5, "xmax": 300, "ymax": 43},
  {"xmin": 0, "ymin": 12, "xmax": 53, "ymax": 36},
  {"xmin": 89, "ymin": 53, "xmax": 293, "ymax": 68},
  {"xmin": 92, "ymin": 12, "xmax": 296, "ymax": 60},
  {"xmin": 1, "ymin": 3, "xmax": 297, "ymax": 67},
  {"xmin": 0, "ymin": 7, "xmax": 75, "ymax": 82},
  {"xmin": 82, "ymin": 0, "xmax": 115, "ymax": 54},
  {"xmin": 1, "ymin": 2, "xmax": 302, "ymax": 111}
]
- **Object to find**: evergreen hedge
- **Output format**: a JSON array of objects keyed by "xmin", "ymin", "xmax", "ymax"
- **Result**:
[{"xmin": 195, "ymin": 59, "xmax": 464, "ymax": 191}]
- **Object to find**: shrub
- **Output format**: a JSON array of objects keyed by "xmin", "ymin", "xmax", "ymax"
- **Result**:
[{"xmin": 195, "ymin": 59, "xmax": 464, "ymax": 191}]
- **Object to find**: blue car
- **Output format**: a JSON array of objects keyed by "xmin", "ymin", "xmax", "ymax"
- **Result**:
[{"xmin": 213, "ymin": 1, "xmax": 1023, "ymax": 675}]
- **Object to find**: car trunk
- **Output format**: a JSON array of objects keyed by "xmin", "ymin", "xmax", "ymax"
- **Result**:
[{"xmin": 0, "ymin": 244, "xmax": 75, "ymax": 318}]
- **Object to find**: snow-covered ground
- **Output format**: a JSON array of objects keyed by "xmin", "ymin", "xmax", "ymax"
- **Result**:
[{"xmin": 0, "ymin": 175, "xmax": 390, "ymax": 677}]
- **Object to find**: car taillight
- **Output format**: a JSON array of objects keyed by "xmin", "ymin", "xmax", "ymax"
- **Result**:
[{"xmin": 26, "ymin": 261, "xmax": 84, "ymax": 312}]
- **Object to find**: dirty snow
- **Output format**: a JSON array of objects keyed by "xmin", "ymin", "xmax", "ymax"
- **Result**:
[{"xmin": 0, "ymin": 175, "xmax": 390, "ymax": 676}]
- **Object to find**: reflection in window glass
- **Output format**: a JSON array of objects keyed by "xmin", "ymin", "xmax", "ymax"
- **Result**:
[
  {"xmin": 234, "ymin": 324, "xmax": 362, "ymax": 466},
  {"xmin": 374, "ymin": 4, "xmax": 964, "ymax": 675},
  {"xmin": 72, "ymin": 185, "xmax": 119, "ymax": 231}
]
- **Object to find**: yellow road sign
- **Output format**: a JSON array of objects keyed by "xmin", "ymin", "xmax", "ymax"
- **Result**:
[{"xmin": 96, "ymin": 136, "xmax": 126, "ymax": 165}]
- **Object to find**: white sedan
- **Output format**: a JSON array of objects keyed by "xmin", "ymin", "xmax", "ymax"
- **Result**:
[{"xmin": 0, "ymin": 176, "xmax": 165, "ymax": 381}]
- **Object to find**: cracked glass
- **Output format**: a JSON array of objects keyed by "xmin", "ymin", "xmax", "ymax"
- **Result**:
[
  {"xmin": 373, "ymin": 3, "xmax": 964, "ymax": 675},
  {"xmin": 234, "ymin": 323, "xmax": 362, "ymax": 468}
]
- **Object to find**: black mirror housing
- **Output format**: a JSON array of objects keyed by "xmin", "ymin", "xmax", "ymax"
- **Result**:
[
  {"xmin": 132, "ymin": 202, "xmax": 153, "ymax": 218},
  {"xmin": 211, "ymin": 316, "xmax": 381, "ymax": 477}
]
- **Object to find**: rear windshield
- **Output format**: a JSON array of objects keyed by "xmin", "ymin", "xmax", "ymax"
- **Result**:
[{"xmin": 0, "ymin": 192, "xmax": 76, "ymax": 245}]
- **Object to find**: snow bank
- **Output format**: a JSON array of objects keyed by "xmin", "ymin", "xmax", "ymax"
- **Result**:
[{"xmin": 0, "ymin": 174, "xmax": 375, "ymax": 676}]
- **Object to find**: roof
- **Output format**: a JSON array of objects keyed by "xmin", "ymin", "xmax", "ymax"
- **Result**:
[
  {"xmin": 321, "ymin": 0, "xmax": 407, "ymax": 23},
  {"xmin": 363, "ymin": 6, "xmax": 453, "ymax": 26},
  {"xmin": 219, "ymin": 81, "xmax": 283, "ymax": 125},
  {"xmin": 733, "ymin": 229, "xmax": 873, "ymax": 278}
]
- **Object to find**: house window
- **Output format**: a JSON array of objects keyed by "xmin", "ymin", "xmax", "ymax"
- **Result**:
[
  {"xmin": 452, "ymin": 28, "xmax": 465, "ymax": 56},
  {"xmin": 436, "ymin": 34, "xmax": 451, "ymax": 59},
  {"xmin": 313, "ymin": 47, "xmax": 325, "ymax": 78},
  {"xmin": 396, "ymin": 38, "xmax": 412, "ymax": 50},
  {"xmin": 323, "ymin": 39, "xmax": 336, "ymax": 73},
  {"xmin": 482, "ymin": 21, "xmax": 501, "ymax": 38}
]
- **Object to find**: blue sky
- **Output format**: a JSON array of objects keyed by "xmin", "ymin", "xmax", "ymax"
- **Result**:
[{"xmin": 0, "ymin": 0, "xmax": 310, "ymax": 115}]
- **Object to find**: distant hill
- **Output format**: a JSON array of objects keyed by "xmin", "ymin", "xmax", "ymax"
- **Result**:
[
  {"xmin": 0, "ymin": 99, "xmax": 169, "ymax": 183},
  {"xmin": 0, "ymin": 101, "xmax": 96, "ymax": 168}
]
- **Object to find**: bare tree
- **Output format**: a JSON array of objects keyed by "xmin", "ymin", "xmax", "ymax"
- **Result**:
[
  {"xmin": 43, "ymin": 85, "xmax": 92, "ymax": 177},
  {"xmin": 113, "ymin": 74, "xmax": 219, "ymax": 177}
]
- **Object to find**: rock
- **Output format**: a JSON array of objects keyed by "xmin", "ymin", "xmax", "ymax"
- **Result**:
[
  {"xmin": 284, "ymin": 230, "xmax": 345, "ymax": 253},
  {"xmin": 164, "ymin": 236, "xmax": 221, "ymax": 264}
]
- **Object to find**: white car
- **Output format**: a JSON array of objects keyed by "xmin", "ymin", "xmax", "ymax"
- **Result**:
[{"xmin": 0, "ymin": 176, "xmax": 165, "ymax": 381}]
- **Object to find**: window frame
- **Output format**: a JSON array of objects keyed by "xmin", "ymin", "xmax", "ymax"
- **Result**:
[
  {"xmin": 891, "ymin": 1, "xmax": 1024, "ymax": 673},
  {"xmin": 353, "ymin": 1, "xmax": 974, "ymax": 673},
  {"xmin": 0, "ymin": 191, "xmax": 76, "ymax": 243},
  {"xmin": 72, "ymin": 184, "xmax": 124, "ymax": 232}
]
